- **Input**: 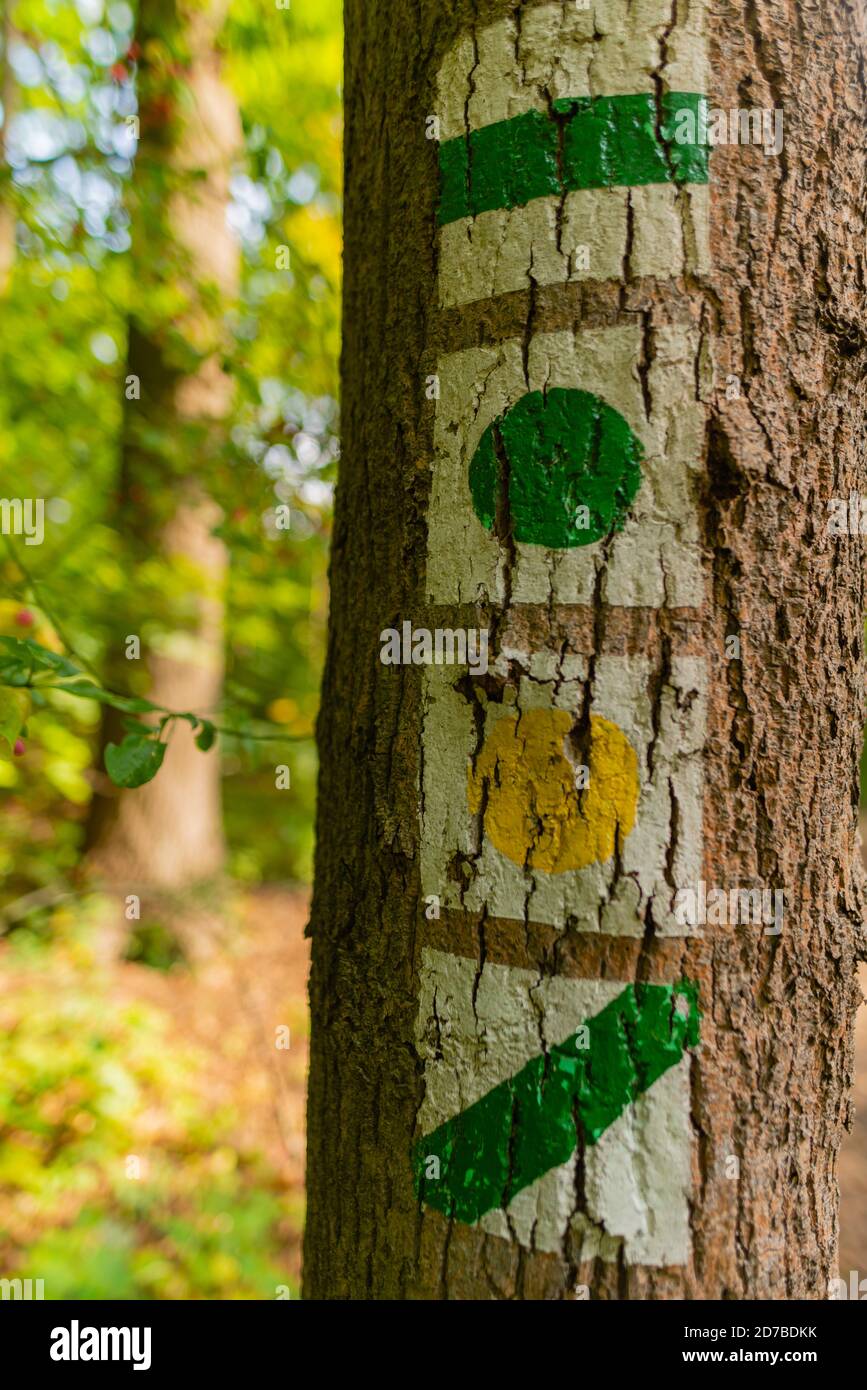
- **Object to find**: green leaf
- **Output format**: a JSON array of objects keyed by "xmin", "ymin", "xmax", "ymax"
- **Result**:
[
  {"xmin": 105, "ymin": 735, "xmax": 167, "ymax": 789},
  {"xmin": 0, "ymin": 687, "xmax": 28, "ymax": 750},
  {"xmin": 195, "ymin": 721, "xmax": 217, "ymax": 752},
  {"xmin": 0, "ymin": 639, "xmax": 39, "ymax": 685},
  {"xmin": 0, "ymin": 637, "xmax": 80, "ymax": 679}
]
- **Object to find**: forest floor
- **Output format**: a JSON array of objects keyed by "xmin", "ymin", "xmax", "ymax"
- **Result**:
[
  {"xmin": 112, "ymin": 885, "xmax": 867, "ymax": 1288},
  {"xmin": 113, "ymin": 886, "xmax": 311, "ymax": 1291}
]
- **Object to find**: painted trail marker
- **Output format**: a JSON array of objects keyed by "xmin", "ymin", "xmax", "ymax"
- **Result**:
[
  {"xmin": 427, "ymin": 324, "xmax": 706, "ymax": 607},
  {"xmin": 416, "ymin": 2, "xmax": 712, "ymax": 1267},
  {"xmin": 436, "ymin": 2, "xmax": 710, "ymax": 307},
  {"xmin": 414, "ymin": 949, "xmax": 699, "ymax": 1263},
  {"xmin": 420, "ymin": 649, "xmax": 705, "ymax": 931}
]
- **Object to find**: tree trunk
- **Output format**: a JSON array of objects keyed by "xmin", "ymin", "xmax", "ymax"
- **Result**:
[
  {"xmin": 86, "ymin": 0, "xmax": 239, "ymax": 893},
  {"xmin": 305, "ymin": 0, "xmax": 867, "ymax": 1299}
]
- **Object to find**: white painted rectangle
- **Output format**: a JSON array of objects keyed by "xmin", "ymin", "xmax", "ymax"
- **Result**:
[
  {"xmin": 426, "ymin": 325, "xmax": 706, "ymax": 609},
  {"xmin": 419, "ymin": 650, "xmax": 706, "ymax": 933},
  {"xmin": 416, "ymin": 947, "xmax": 693, "ymax": 1264}
]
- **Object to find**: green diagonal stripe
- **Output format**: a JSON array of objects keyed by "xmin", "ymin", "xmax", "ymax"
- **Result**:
[
  {"xmin": 438, "ymin": 92, "xmax": 708, "ymax": 226},
  {"xmin": 413, "ymin": 979, "xmax": 700, "ymax": 1226}
]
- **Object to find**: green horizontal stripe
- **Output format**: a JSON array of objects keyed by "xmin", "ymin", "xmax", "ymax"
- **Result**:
[
  {"xmin": 414, "ymin": 979, "xmax": 700, "ymax": 1227},
  {"xmin": 439, "ymin": 92, "xmax": 709, "ymax": 226}
]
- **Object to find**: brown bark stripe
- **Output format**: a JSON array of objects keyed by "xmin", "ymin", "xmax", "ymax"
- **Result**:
[
  {"xmin": 420, "ymin": 909, "xmax": 708, "ymax": 984},
  {"xmin": 417, "ymin": 602, "xmax": 708, "ymax": 655},
  {"xmin": 431, "ymin": 277, "xmax": 707, "ymax": 363}
]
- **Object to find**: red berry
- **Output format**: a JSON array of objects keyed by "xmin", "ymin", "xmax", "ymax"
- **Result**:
[
  {"xmin": 13, "ymin": 738, "xmax": 25, "ymax": 757},
  {"xmin": 110, "ymin": 62, "xmax": 127, "ymax": 82},
  {"xmin": 14, "ymin": 609, "xmax": 34, "ymax": 627}
]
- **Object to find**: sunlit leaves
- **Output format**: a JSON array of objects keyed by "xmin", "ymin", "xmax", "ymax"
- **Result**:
[
  {"xmin": 0, "ymin": 636, "xmax": 218, "ymax": 787},
  {"xmin": 0, "ymin": 0, "xmax": 341, "ymax": 888},
  {"xmin": 0, "ymin": 635, "xmax": 79, "ymax": 683},
  {"xmin": 0, "ymin": 686, "xmax": 30, "ymax": 751}
]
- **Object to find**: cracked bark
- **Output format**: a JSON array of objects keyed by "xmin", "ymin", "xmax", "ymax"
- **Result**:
[{"xmin": 304, "ymin": 0, "xmax": 867, "ymax": 1299}]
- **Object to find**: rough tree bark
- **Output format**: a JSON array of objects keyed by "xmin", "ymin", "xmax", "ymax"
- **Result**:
[
  {"xmin": 87, "ymin": 0, "xmax": 239, "ymax": 893},
  {"xmin": 305, "ymin": 0, "xmax": 867, "ymax": 1299}
]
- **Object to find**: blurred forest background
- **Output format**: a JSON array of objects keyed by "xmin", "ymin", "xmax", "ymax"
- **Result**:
[
  {"xmin": 0, "ymin": 0, "xmax": 864, "ymax": 1305},
  {"xmin": 0, "ymin": 0, "xmax": 338, "ymax": 1297}
]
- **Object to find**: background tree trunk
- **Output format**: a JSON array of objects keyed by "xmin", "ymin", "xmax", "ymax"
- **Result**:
[
  {"xmin": 86, "ymin": 0, "xmax": 240, "ymax": 894},
  {"xmin": 305, "ymin": 0, "xmax": 867, "ymax": 1299}
]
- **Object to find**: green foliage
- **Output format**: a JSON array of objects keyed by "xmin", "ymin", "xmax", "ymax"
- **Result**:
[
  {"xmin": 0, "ymin": 634, "xmax": 307, "ymax": 788},
  {"xmin": 0, "ymin": 685, "xmax": 29, "ymax": 750},
  {"xmin": 0, "ymin": 0, "xmax": 342, "ymax": 894},
  {"xmin": 0, "ymin": 0, "xmax": 341, "ymax": 1300},
  {"xmin": 0, "ymin": 919, "xmax": 297, "ymax": 1299},
  {"xmin": 124, "ymin": 915, "xmax": 186, "ymax": 971}
]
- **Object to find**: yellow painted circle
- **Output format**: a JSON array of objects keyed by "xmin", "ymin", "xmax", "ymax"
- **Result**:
[{"xmin": 467, "ymin": 707, "xmax": 639, "ymax": 874}]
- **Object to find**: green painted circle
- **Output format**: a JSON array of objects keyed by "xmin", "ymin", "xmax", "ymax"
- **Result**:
[{"xmin": 468, "ymin": 387, "xmax": 643, "ymax": 549}]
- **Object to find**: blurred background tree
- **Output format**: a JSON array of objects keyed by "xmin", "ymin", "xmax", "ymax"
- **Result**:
[
  {"xmin": 84, "ymin": 0, "xmax": 243, "ymax": 895},
  {"xmin": 0, "ymin": 0, "xmax": 340, "ymax": 905},
  {"xmin": 0, "ymin": 0, "xmax": 339, "ymax": 1298}
]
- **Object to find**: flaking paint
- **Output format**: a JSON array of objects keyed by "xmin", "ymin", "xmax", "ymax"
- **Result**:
[
  {"xmin": 467, "ymin": 709, "xmax": 640, "ymax": 873},
  {"xmin": 415, "ymin": 949, "xmax": 698, "ymax": 1261},
  {"xmin": 419, "ymin": 651, "xmax": 706, "ymax": 932},
  {"xmin": 468, "ymin": 386, "xmax": 644, "ymax": 549},
  {"xmin": 427, "ymin": 325, "xmax": 706, "ymax": 608},
  {"xmin": 436, "ymin": 2, "xmax": 711, "ymax": 306}
]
